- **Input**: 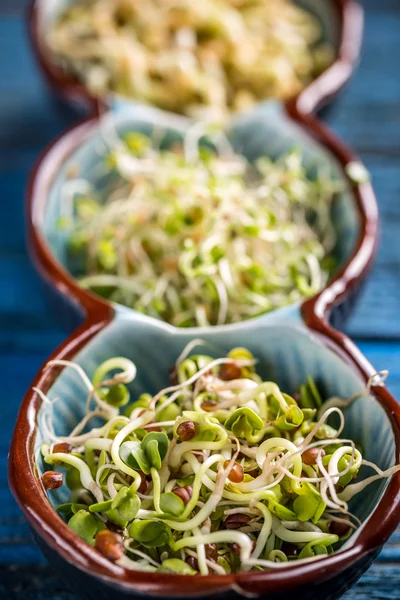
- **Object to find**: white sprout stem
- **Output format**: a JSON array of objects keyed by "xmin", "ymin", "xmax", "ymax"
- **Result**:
[
  {"xmin": 175, "ymin": 339, "xmax": 209, "ymax": 365},
  {"xmin": 255, "ymin": 438, "xmax": 302, "ymax": 475},
  {"xmin": 151, "ymin": 468, "xmax": 161, "ymax": 513},
  {"xmin": 162, "ymin": 466, "xmax": 227, "ymax": 531},
  {"xmin": 92, "ymin": 357, "xmax": 137, "ymax": 387},
  {"xmin": 169, "ymin": 429, "xmax": 228, "ymax": 469},
  {"xmin": 46, "ymin": 359, "xmax": 116, "ymax": 419},
  {"xmin": 238, "ymin": 383, "xmax": 289, "ymax": 413},
  {"xmin": 244, "ymin": 553, "xmax": 328, "ymax": 570},
  {"xmin": 68, "ymin": 410, "xmax": 103, "ymax": 438},
  {"xmin": 299, "ymin": 407, "xmax": 345, "ymax": 450},
  {"xmin": 152, "ymin": 357, "xmax": 253, "ymax": 405},
  {"xmin": 328, "ymin": 446, "xmax": 362, "ymax": 484},
  {"xmin": 193, "ymin": 527, "xmax": 209, "ymax": 576},
  {"xmin": 250, "ymin": 502, "xmax": 272, "ymax": 561},
  {"xmin": 272, "ymin": 519, "xmax": 334, "ymax": 544},
  {"xmin": 44, "ymin": 453, "xmax": 103, "ymax": 502},
  {"xmin": 339, "ymin": 465, "xmax": 400, "ymax": 502},
  {"xmin": 95, "ymin": 463, "xmax": 119, "ymax": 487},
  {"xmin": 124, "ymin": 543, "xmax": 161, "ymax": 568},
  {"xmin": 107, "ymin": 472, "xmax": 118, "ymax": 499},
  {"xmin": 317, "ymin": 453, "xmax": 348, "ymax": 511},
  {"xmin": 182, "ymin": 453, "xmax": 225, "ymax": 518},
  {"xmin": 116, "ymin": 555, "xmax": 157, "ymax": 572},
  {"xmin": 85, "ymin": 438, "xmax": 112, "ymax": 452},
  {"xmin": 318, "ymin": 370, "xmax": 389, "ymax": 418},
  {"xmin": 173, "ymin": 531, "xmax": 253, "ymax": 564}
]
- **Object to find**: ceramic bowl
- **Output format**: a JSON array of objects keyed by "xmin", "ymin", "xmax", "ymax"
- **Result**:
[
  {"xmin": 9, "ymin": 305, "xmax": 400, "ymax": 600},
  {"xmin": 28, "ymin": 0, "xmax": 364, "ymax": 115},
  {"xmin": 26, "ymin": 100, "xmax": 378, "ymax": 334}
]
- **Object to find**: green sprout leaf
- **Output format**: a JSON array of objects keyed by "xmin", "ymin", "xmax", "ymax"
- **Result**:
[
  {"xmin": 104, "ymin": 508, "xmax": 129, "ymax": 528},
  {"xmin": 142, "ymin": 431, "xmax": 169, "ymax": 469},
  {"xmin": 159, "ymin": 492, "xmax": 185, "ymax": 517},
  {"xmin": 337, "ymin": 454, "xmax": 360, "ymax": 487},
  {"xmin": 111, "ymin": 486, "xmax": 140, "ymax": 521},
  {"xmin": 157, "ymin": 558, "xmax": 197, "ymax": 574},
  {"xmin": 267, "ymin": 499, "xmax": 297, "ymax": 521},
  {"xmin": 298, "ymin": 535, "xmax": 338, "ymax": 559},
  {"xmin": 120, "ymin": 440, "xmax": 151, "ymax": 474},
  {"xmin": 300, "ymin": 376, "xmax": 322, "ymax": 409},
  {"xmin": 89, "ymin": 499, "xmax": 114, "ymax": 514},
  {"xmin": 65, "ymin": 466, "xmax": 82, "ymax": 491},
  {"xmin": 293, "ymin": 482, "xmax": 325, "ymax": 523},
  {"xmin": 274, "ymin": 405, "xmax": 304, "ymax": 432},
  {"xmin": 68, "ymin": 510, "xmax": 98, "ymax": 545},
  {"xmin": 57, "ymin": 503, "xmax": 88, "ymax": 518},
  {"xmin": 225, "ymin": 407, "xmax": 264, "ymax": 441},
  {"xmin": 99, "ymin": 383, "xmax": 130, "ymax": 407},
  {"xmin": 129, "ymin": 520, "xmax": 171, "ymax": 547}
]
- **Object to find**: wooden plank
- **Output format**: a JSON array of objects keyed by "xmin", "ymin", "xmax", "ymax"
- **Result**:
[{"xmin": 0, "ymin": 562, "xmax": 399, "ymax": 599}]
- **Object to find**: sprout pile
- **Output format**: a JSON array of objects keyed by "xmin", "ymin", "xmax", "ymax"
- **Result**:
[
  {"xmin": 46, "ymin": 0, "xmax": 333, "ymax": 118},
  {"xmin": 39, "ymin": 342, "xmax": 398, "ymax": 574},
  {"xmin": 63, "ymin": 127, "xmax": 339, "ymax": 327}
]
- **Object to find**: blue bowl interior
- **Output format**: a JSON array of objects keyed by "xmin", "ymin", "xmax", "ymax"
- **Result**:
[
  {"xmin": 40, "ymin": 101, "xmax": 360, "ymax": 324},
  {"xmin": 36, "ymin": 314, "xmax": 395, "ymax": 542},
  {"xmin": 39, "ymin": 0, "xmax": 341, "ymax": 64}
]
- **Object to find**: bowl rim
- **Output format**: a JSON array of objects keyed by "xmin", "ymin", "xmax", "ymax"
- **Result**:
[
  {"xmin": 8, "ymin": 302, "xmax": 400, "ymax": 597},
  {"xmin": 28, "ymin": 0, "xmax": 364, "ymax": 116}
]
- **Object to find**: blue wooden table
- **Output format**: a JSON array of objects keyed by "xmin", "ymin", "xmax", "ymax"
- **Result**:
[{"xmin": 1, "ymin": 0, "xmax": 399, "ymax": 597}]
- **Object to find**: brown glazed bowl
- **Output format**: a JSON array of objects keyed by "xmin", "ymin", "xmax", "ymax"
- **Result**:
[
  {"xmin": 8, "ymin": 289, "xmax": 400, "ymax": 600},
  {"xmin": 28, "ymin": 0, "xmax": 364, "ymax": 115}
]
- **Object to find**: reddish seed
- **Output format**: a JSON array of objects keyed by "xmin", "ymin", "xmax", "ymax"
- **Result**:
[
  {"xmin": 219, "ymin": 363, "xmax": 243, "ymax": 381},
  {"xmin": 105, "ymin": 521, "xmax": 124, "ymax": 534},
  {"xmin": 168, "ymin": 366, "xmax": 179, "ymax": 386},
  {"xmin": 177, "ymin": 420, "xmax": 196, "ymax": 441},
  {"xmin": 232, "ymin": 540, "xmax": 255, "ymax": 557},
  {"xmin": 52, "ymin": 442, "xmax": 73, "ymax": 454},
  {"xmin": 329, "ymin": 520, "xmax": 351, "ymax": 537},
  {"xmin": 172, "ymin": 485, "xmax": 192, "ymax": 505},
  {"xmin": 224, "ymin": 460, "xmax": 244, "ymax": 483},
  {"xmin": 94, "ymin": 530, "xmax": 124, "ymax": 562},
  {"xmin": 42, "ymin": 471, "xmax": 63, "ymax": 490},
  {"xmin": 281, "ymin": 542, "xmax": 299, "ymax": 557},
  {"xmin": 146, "ymin": 421, "xmax": 162, "ymax": 432},
  {"xmin": 246, "ymin": 468, "xmax": 259, "ymax": 478},
  {"xmin": 201, "ymin": 400, "xmax": 218, "ymax": 412},
  {"xmin": 137, "ymin": 471, "xmax": 148, "ymax": 494},
  {"xmin": 232, "ymin": 542, "xmax": 241, "ymax": 557},
  {"xmin": 205, "ymin": 543, "xmax": 218, "ymax": 562},
  {"xmin": 225, "ymin": 513, "xmax": 251, "ymax": 530},
  {"xmin": 186, "ymin": 555, "xmax": 199, "ymax": 571},
  {"xmin": 302, "ymin": 448, "xmax": 325, "ymax": 466}
]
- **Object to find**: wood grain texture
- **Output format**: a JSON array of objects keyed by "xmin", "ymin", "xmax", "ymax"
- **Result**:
[{"xmin": 0, "ymin": 0, "xmax": 399, "ymax": 598}]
